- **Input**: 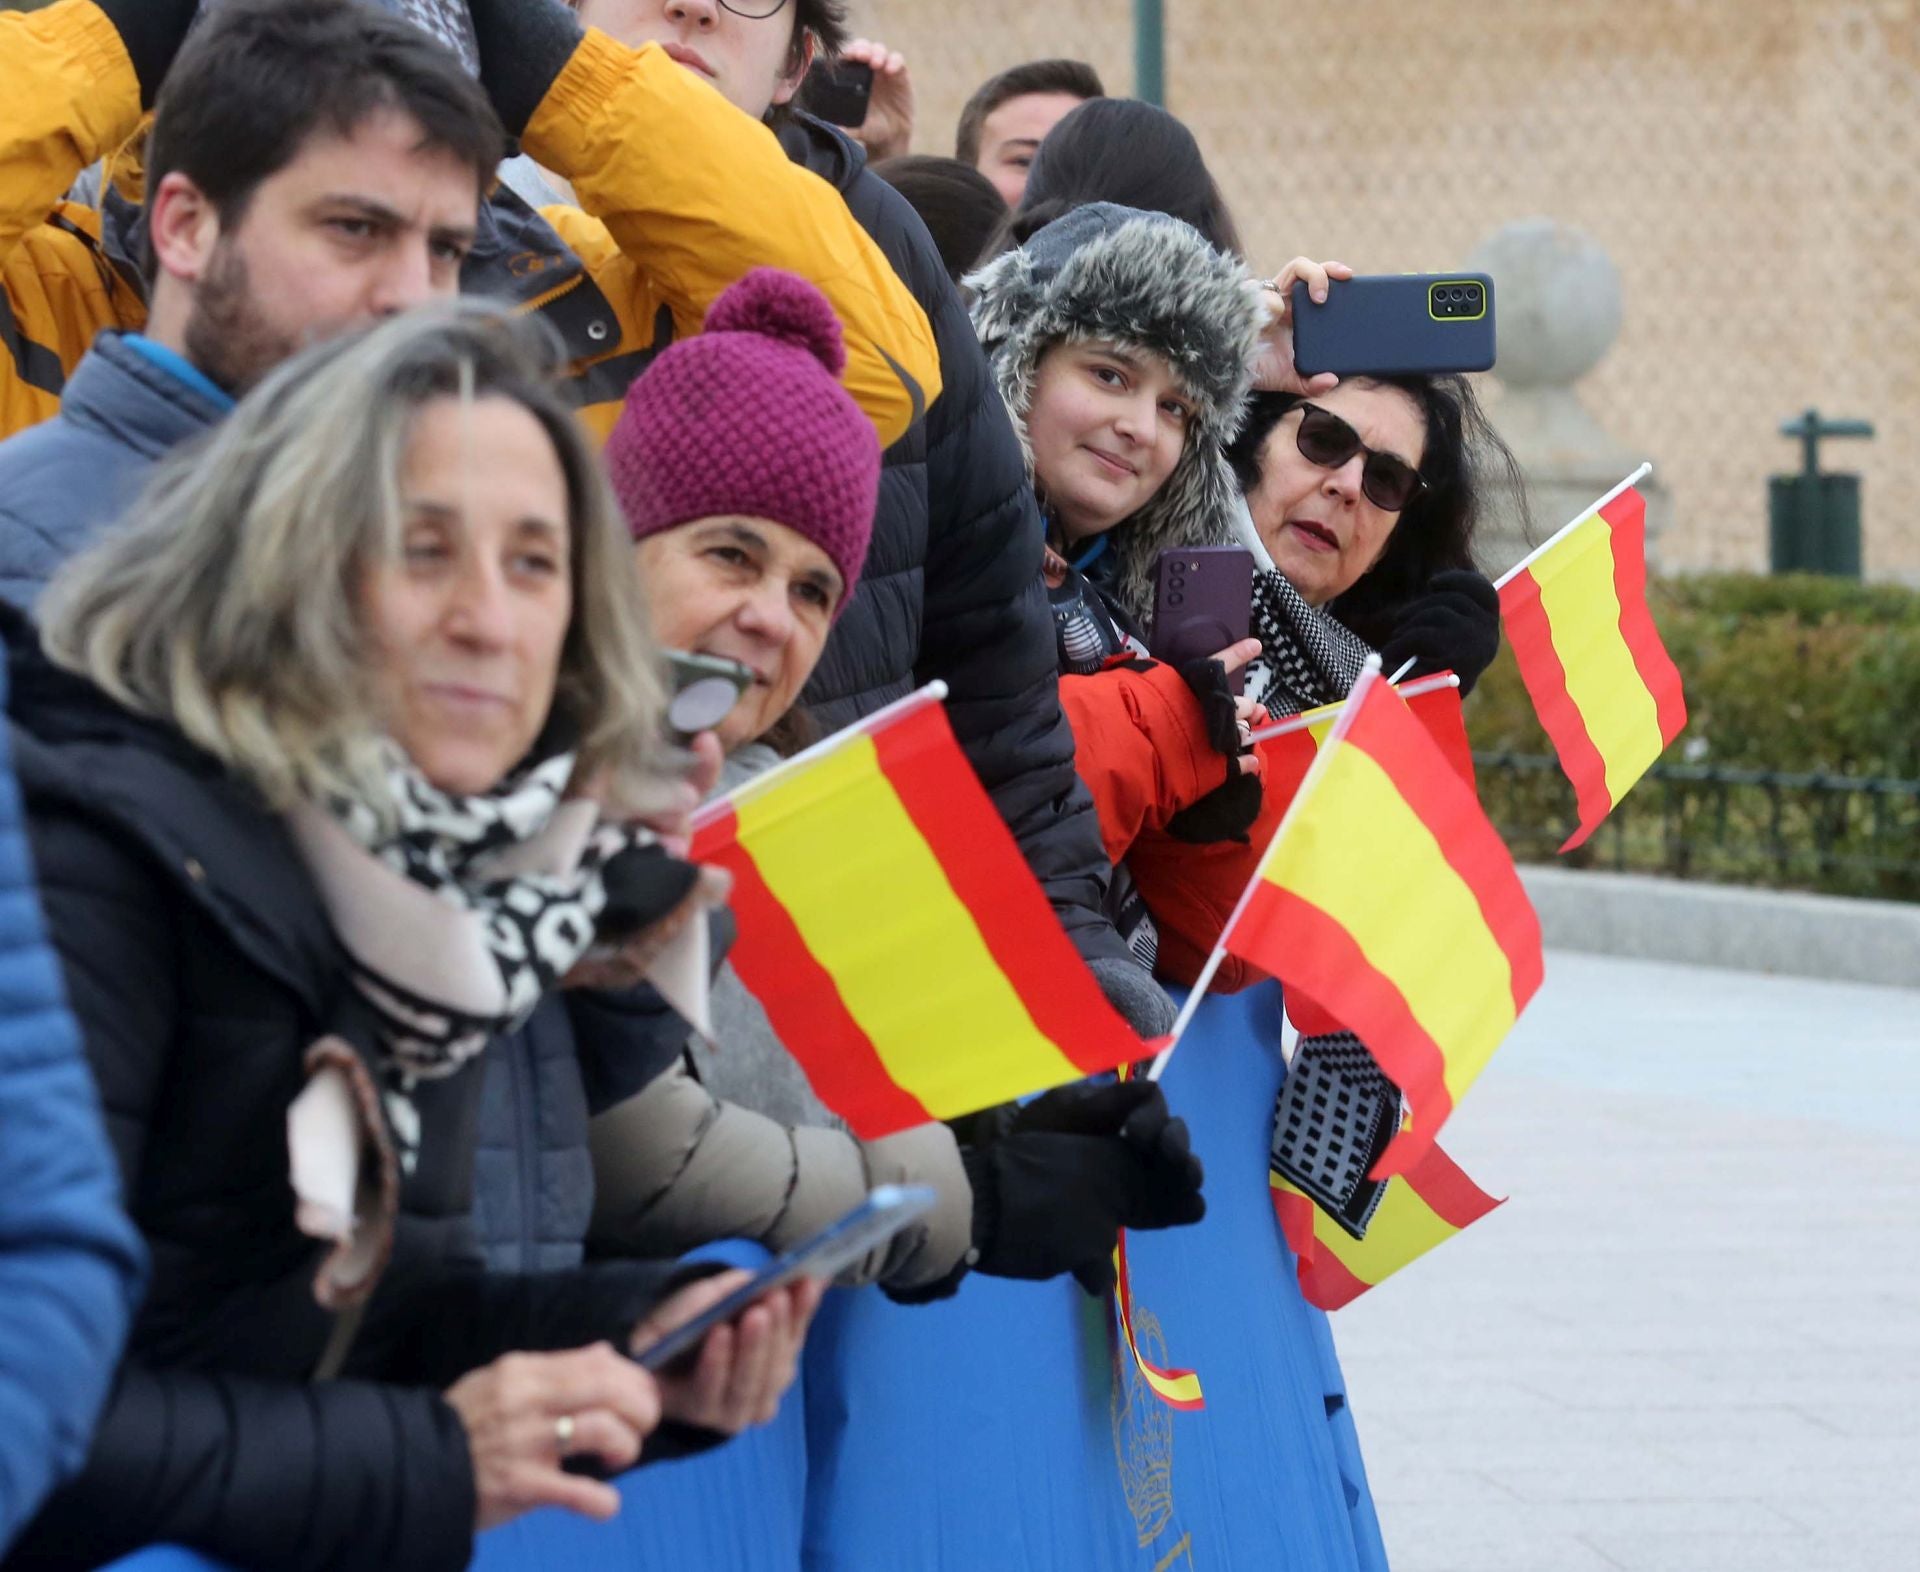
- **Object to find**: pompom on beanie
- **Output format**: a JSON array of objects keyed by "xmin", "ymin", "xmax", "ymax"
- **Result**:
[{"xmin": 605, "ymin": 268, "xmax": 882, "ymax": 612}]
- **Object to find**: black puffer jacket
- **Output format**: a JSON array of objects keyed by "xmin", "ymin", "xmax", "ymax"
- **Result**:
[
  {"xmin": 777, "ymin": 114, "xmax": 1122, "ymax": 964},
  {"xmin": 0, "ymin": 622, "xmax": 705, "ymax": 1572}
]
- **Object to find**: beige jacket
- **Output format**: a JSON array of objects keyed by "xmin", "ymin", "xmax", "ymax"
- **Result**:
[{"xmin": 586, "ymin": 747, "xmax": 974, "ymax": 1294}]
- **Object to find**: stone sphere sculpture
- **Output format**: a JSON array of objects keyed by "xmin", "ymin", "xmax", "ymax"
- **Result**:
[{"xmin": 1468, "ymin": 218, "xmax": 1624, "ymax": 390}]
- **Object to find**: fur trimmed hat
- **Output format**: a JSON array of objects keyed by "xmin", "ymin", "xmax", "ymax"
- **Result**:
[{"xmin": 966, "ymin": 203, "xmax": 1266, "ymax": 626}]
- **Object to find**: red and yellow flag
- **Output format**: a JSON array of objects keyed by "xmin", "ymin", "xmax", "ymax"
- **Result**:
[
  {"xmin": 1498, "ymin": 483, "xmax": 1687, "ymax": 850},
  {"xmin": 1113, "ymin": 1227, "xmax": 1204, "ymax": 1410},
  {"xmin": 689, "ymin": 691, "xmax": 1148, "ymax": 1139},
  {"xmin": 1221, "ymin": 675, "xmax": 1543, "ymax": 1175},
  {"xmin": 1258, "ymin": 677, "xmax": 1475, "ymax": 811},
  {"xmin": 1270, "ymin": 1142, "xmax": 1501, "ymax": 1310}
]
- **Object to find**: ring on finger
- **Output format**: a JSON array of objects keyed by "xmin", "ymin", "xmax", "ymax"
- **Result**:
[{"xmin": 554, "ymin": 1412, "xmax": 576, "ymax": 1452}]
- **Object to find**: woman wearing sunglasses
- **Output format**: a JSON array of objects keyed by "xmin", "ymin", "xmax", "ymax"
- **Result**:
[
  {"xmin": 1124, "ymin": 310, "xmax": 1527, "ymax": 998},
  {"xmin": 1229, "ymin": 375, "xmax": 1513, "ymax": 711},
  {"xmin": 1006, "ymin": 240, "xmax": 1521, "ymax": 994}
]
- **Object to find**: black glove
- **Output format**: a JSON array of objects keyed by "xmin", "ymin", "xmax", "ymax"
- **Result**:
[
  {"xmin": 1165, "ymin": 772, "xmax": 1262, "ymax": 844},
  {"xmin": 97, "ymin": 0, "xmax": 201, "ymax": 106},
  {"xmin": 964, "ymin": 1080, "xmax": 1206, "ymax": 1296},
  {"xmin": 1177, "ymin": 653, "xmax": 1245, "ymax": 759},
  {"xmin": 1161, "ymin": 654, "xmax": 1264, "ymax": 843},
  {"xmin": 465, "ymin": 0, "xmax": 584, "ymax": 138},
  {"xmin": 1378, "ymin": 568, "xmax": 1502, "ymax": 696}
]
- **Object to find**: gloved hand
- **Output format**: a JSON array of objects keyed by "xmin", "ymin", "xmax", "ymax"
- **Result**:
[
  {"xmin": 465, "ymin": 0, "xmax": 584, "ymax": 138},
  {"xmin": 1378, "ymin": 568, "xmax": 1502, "ymax": 696},
  {"xmin": 1087, "ymin": 954, "xmax": 1177, "ymax": 1040},
  {"xmin": 963, "ymin": 1079, "xmax": 1206, "ymax": 1296},
  {"xmin": 1160, "ymin": 650, "xmax": 1266, "ymax": 843}
]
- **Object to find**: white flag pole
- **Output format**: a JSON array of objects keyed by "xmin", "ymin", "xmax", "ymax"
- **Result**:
[
  {"xmin": 689, "ymin": 680, "xmax": 949, "ymax": 834},
  {"xmin": 1147, "ymin": 654, "xmax": 1385, "ymax": 1082},
  {"xmin": 1246, "ymin": 672, "xmax": 1460, "ymax": 748},
  {"xmin": 1494, "ymin": 462, "xmax": 1654, "ymax": 591}
]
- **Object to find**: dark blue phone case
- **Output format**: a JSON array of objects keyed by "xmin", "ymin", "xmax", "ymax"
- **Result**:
[{"xmin": 1290, "ymin": 273, "xmax": 1497, "ymax": 378}]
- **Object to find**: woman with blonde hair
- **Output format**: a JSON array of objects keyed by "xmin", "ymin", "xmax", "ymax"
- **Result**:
[{"xmin": 5, "ymin": 301, "xmax": 815, "ymax": 1572}]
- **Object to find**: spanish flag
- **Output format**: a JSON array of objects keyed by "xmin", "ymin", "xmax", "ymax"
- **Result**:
[
  {"xmin": 689, "ymin": 688, "xmax": 1149, "ymax": 1139},
  {"xmin": 1270, "ymin": 1142, "xmax": 1501, "ymax": 1310},
  {"xmin": 1219, "ymin": 670, "xmax": 1543, "ymax": 1174},
  {"xmin": 1113, "ymin": 1226, "xmax": 1204, "ymax": 1410},
  {"xmin": 1257, "ymin": 675, "xmax": 1476, "ymax": 807},
  {"xmin": 1498, "ymin": 477, "xmax": 1687, "ymax": 851}
]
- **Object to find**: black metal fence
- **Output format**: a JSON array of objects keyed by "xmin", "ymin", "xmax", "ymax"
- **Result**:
[{"xmin": 1475, "ymin": 753, "xmax": 1920, "ymax": 902}]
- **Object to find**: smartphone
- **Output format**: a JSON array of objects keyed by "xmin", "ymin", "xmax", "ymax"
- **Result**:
[
  {"xmin": 799, "ymin": 60, "xmax": 874, "ymax": 128},
  {"xmin": 1150, "ymin": 546, "xmax": 1254, "ymax": 695},
  {"xmin": 666, "ymin": 650, "xmax": 754, "ymax": 739},
  {"xmin": 633, "ymin": 1186, "xmax": 938, "ymax": 1372},
  {"xmin": 1290, "ymin": 273, "xmax": 1497, "ymax": 378}
]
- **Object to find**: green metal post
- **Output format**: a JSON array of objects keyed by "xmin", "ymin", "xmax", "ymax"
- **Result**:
[{"xmin": 1134, "ymin": 0, "xmax": 1165, "ymax": 106}]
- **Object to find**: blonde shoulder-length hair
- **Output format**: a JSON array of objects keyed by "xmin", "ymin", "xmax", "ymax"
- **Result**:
[{"xmin": 41, "ymin": 299, "xmax": 670, "ymax": 819}]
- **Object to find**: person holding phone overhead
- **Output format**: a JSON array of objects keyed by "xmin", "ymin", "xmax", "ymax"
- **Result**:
[
  {"xmin": 585, "ymin": 268, "xmax": 1206, "ymax": 1304},
  {"xmin": 1124, "ymin": 336, "xmax": 1527, "ymax": 999},
  {"xmin": 3, "ymin": 305, "xmax": 818, "ymax": 1572}
]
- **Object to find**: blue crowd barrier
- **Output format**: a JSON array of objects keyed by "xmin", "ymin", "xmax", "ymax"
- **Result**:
[
  {"xmin": 798, "ymin": 981, "xmax": 1386, "ymax": 1572},
  {"xmin": 101, "ymin": 982, "xmax": 1385, "ymax": 1571}
]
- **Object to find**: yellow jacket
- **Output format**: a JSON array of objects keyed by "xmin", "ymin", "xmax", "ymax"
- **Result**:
[
  {"xmin": 0, "ymin": 0, "xmax": 939, "ymax": 448},
  {"xmin": 0, "ymin": 0, "xmax": 147, "ymax": 441}
]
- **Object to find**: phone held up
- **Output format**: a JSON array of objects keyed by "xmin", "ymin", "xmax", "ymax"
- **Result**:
[
  {"xmin": 665, "ymin": 649, "xmax": 754, "ymax": 741},
  {"xmin": 799, "ymin": 59, "xmax": 874, "ymax": 128},
  {"xmin": 1290, "ymin": 273, "xmax": 1497, "ymax": 379},
  {"xmin": 1150, "ymin": 547, "xmax": 1255, "ymax": 695},
  {"xmin": 631, "ymin": 1186, "xmax": 938, "ymax": 1373}
]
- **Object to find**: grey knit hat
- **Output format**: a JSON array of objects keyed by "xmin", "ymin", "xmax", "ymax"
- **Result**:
[{"xmin": 966, "ymin": 203, "xmax": 1266, "ymax": 625}]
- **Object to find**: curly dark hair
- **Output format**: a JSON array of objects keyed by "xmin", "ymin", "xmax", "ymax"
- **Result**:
[{"xmin": 1226, "ymin": 377, "xmax": 1530, "ymax": 648}]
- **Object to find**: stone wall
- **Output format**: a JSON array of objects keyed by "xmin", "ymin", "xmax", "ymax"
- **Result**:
[{"xmin": 854, "ymin": 0, "xmax": 1920, "ymax": 580}]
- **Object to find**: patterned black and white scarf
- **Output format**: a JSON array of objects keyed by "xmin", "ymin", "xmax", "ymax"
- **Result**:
[
  {"xmin": 199, "ymin": 0, "xmax": 480, "ymax": 75},
  {"xmin": 291, "ymin": 745, "xmax": 637, "ymax": 1089},
  {"xmin": 1243, "ymin": 567, "xmax": 1375, "ymax": 718},
  {"xmin": 1239, "ymin": 563, "xmax": 1402, "ymax": 1238}
]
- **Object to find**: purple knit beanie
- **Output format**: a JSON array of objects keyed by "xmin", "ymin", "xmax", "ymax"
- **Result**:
[{"xmin": 606, "ymin": 269, "xmax": 882, "ymax": 612}]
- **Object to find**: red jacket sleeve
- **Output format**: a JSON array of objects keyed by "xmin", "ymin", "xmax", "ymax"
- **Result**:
[
  {"xmin": 1126, "ymin": 733, "xmax": 1322, "ymax": 995},
  {"xmin": 1057, "ymin": 660, "xmax": 1232, "ymax": 866}
]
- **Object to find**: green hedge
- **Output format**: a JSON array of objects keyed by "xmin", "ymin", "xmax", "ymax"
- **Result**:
[{"xmin": 1466, "ymin": 573, "xmax": 1920, "ymax": 899}]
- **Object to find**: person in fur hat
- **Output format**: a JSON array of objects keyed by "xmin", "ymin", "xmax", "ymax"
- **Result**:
[{"xmin": 966, "ymin": 202, "xmax": 1308, "ymax": 965}]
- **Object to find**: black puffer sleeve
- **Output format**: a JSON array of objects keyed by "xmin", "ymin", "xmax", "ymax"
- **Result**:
[
  {"xmin": 809, "ymin": 166, "xmax": 1125, "ymax": 963},
  {"xmin": 5, "ymin": 1362, "xmax": 476, "ymax": 1572}
]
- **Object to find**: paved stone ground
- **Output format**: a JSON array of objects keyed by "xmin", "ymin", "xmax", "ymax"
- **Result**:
[{"xmin": 1334, "ymin": 950, "xmax": 1920, "ymax": 1572}]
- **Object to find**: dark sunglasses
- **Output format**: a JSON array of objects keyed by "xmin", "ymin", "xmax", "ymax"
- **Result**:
[{"xmin": 1292, "ymin": 403, "xmax": 1428, "ymax": 512}]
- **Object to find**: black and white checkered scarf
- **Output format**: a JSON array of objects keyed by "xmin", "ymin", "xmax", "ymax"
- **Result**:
[{"xmin": 1243, "ymin": 566, "xmax": 1376, "ymax": 717}]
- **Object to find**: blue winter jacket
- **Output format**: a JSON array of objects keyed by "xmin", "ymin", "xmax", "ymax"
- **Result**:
[
  {"xmin": 0, "ymin": 660, "xmax": 145, "ymax": 1555},
  {"xmin": 0, "ymin": 332, "xmax": 228, "ymax": 609}
]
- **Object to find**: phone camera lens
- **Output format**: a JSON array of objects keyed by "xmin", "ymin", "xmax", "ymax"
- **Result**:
[
  {"xmin": 1167, "ymin": 592, "xmax": 1184, "ymax": 607},
  {"xmin": 1170, "ymin": 575, "xmax": 1186, "ymax": 589}
]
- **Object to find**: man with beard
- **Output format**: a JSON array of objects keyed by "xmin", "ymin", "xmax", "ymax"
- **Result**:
[
  {"xmin": 0, "ymin": 0, "xmax": 936, "ymax": 607},
  {"xmin": 0, "ymin": 0, "xmax": 502, "ymax": 606}
]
